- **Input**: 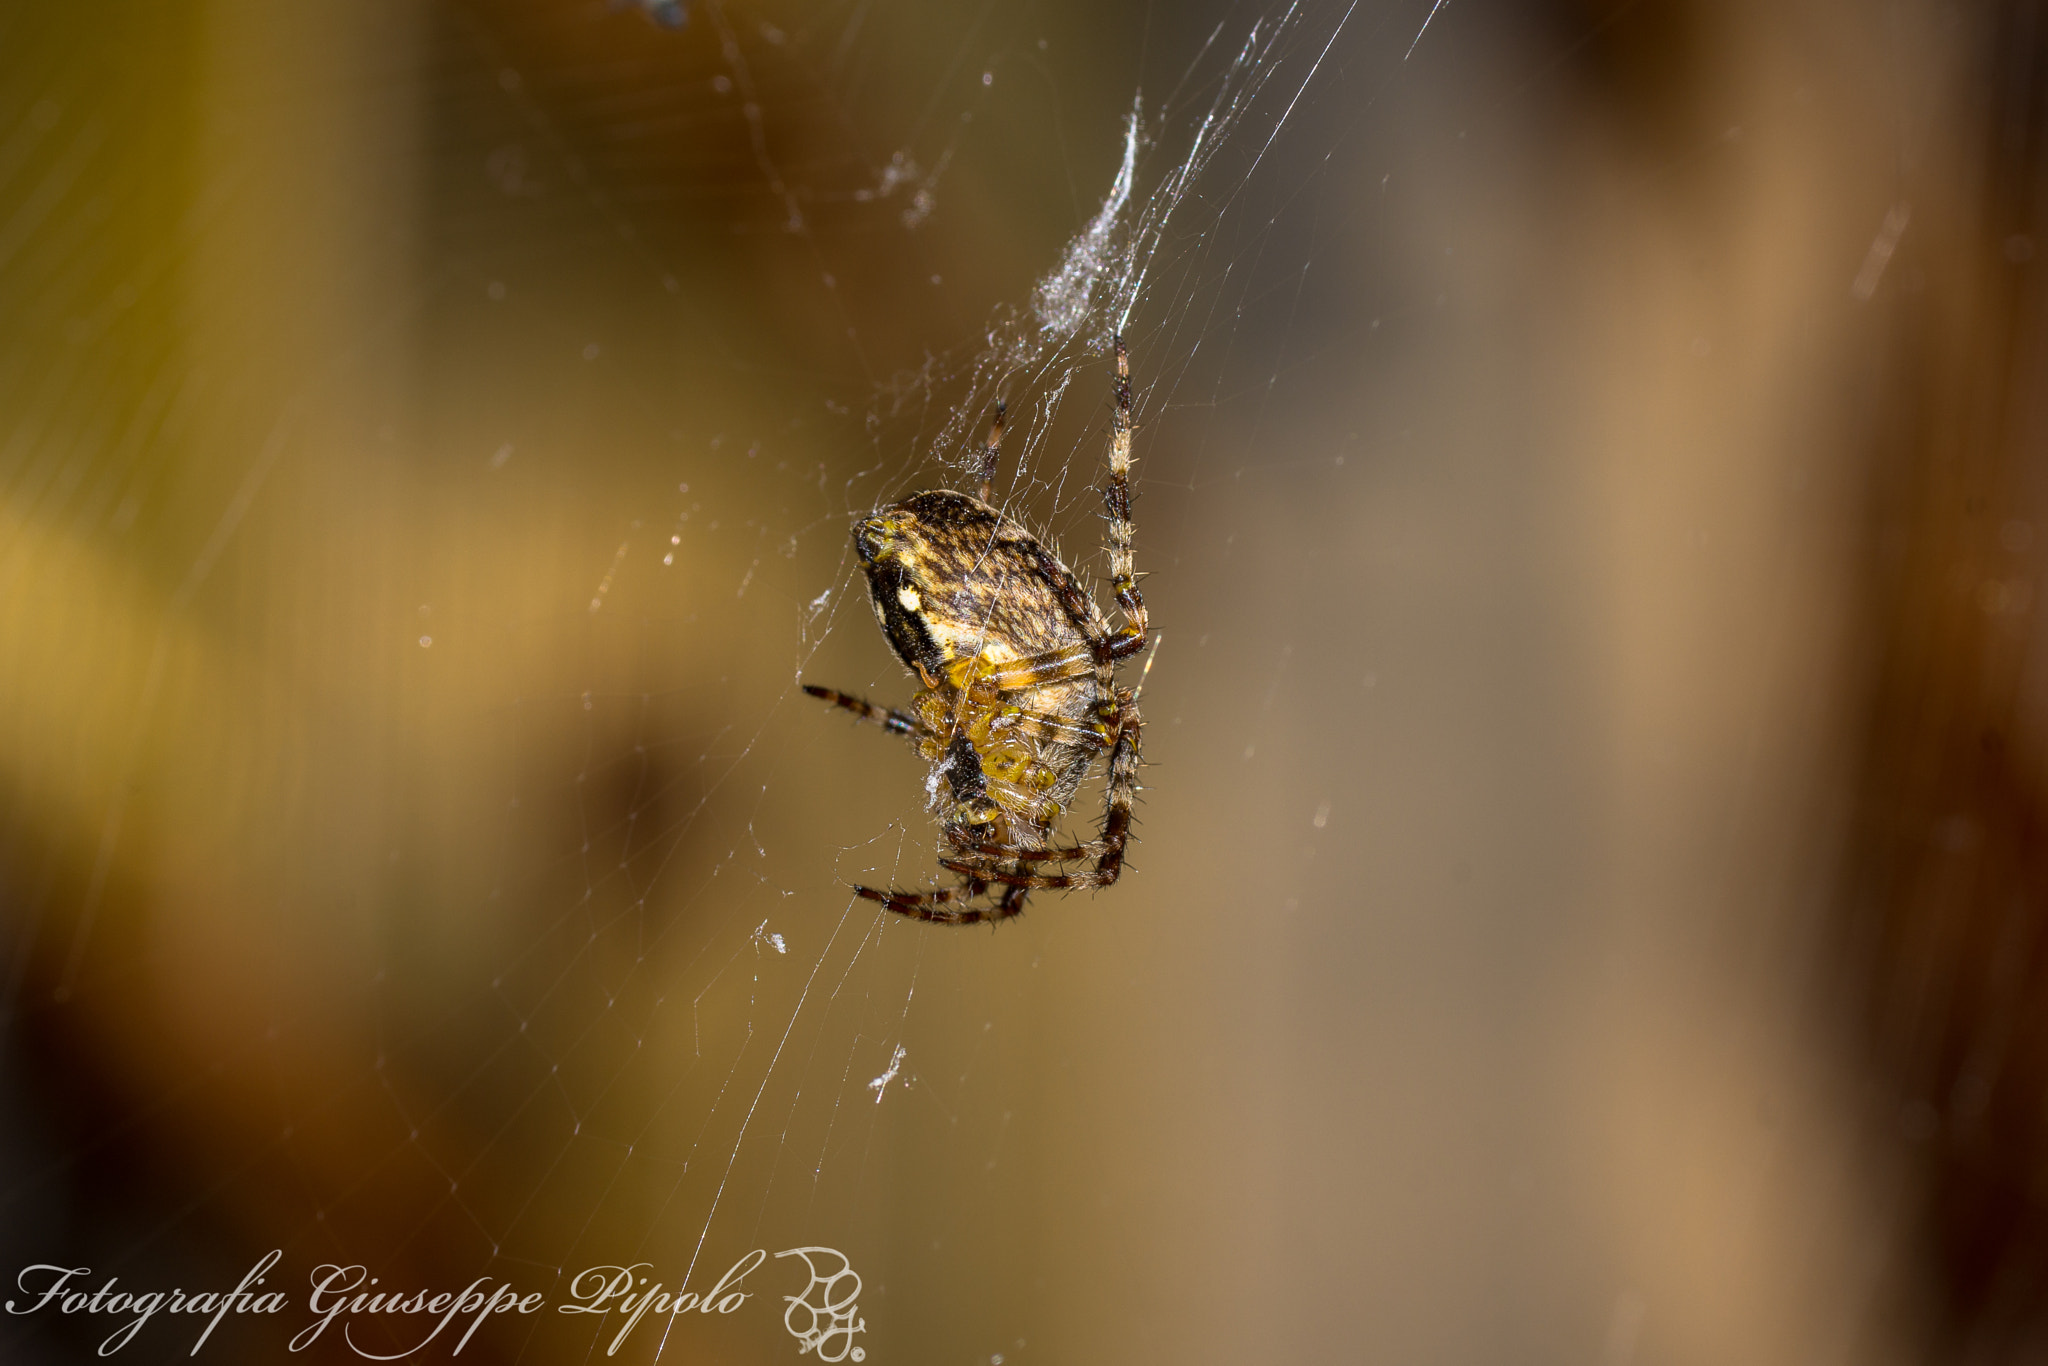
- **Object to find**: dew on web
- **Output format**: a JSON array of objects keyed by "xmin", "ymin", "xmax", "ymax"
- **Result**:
[{"xmin": 866, "ymin": 1044, "xmax": 908, "ymax": 1103}]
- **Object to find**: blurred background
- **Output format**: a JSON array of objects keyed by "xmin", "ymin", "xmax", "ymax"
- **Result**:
[{"xmin": 2, "ymin": 0, "xmax": 2046, "ymax": 1361}]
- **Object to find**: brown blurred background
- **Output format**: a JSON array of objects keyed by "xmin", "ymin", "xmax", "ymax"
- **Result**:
[{"xmin": 2, "ymin": 0, "xmax": 2046, "ymax": 1361}]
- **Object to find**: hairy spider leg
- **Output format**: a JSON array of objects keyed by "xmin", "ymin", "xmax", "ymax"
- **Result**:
[
  {"xmin": 953, "ymin": 837, "xmax": 1102, "ymax": 864},
  {"xmin": 801, "ymin": 685, "xmax": 928, "ymax": 740},
  {"xmin": 986, "ymin": 642, "xmax": 1098, "ymax": 692},
  {"xmin": 1103, "ymin": 335, "xmax": 1149, "ymax": 662},
  {"xmin": 855, "ymin": 874, "xmax": 1030, "ymax": 926},
  {"xmin": 991, "ymin": 702, "xmax": 1115, "ymax": 748}
]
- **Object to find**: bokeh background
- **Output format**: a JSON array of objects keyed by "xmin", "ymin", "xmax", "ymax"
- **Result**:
[{"xmin": 4, "ymin": 0, "xmax": 2047, "ymax": 1361}]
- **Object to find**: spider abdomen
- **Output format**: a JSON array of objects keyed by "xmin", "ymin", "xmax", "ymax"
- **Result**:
[{"xmin": 856, "ymin": 491, "xmax": 1105, "ymax": 678}]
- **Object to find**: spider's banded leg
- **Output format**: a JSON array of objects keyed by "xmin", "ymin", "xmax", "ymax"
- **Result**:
[
  {"xmin": 986, "ymin": 643, "xmax": 1097, "ymax": 693},
  {"xmin": 1103, "ymin": 335, "xmax": 1149, "ymax": 661},
  {"xmin": 856, "ymin": 876, "xmax": 1029, "ymax": 926},
  {"xmin": 1093, "ymin": 702, "xmax": 1142, "ymax": 884},
  {"xmin": 802, "ymin": 685, "xmax": 927, "ymax": 740},
  {"xmin": 942, "ymin": 862, "xmax": 1101, "ymax": 890},
  {"xmin": 991, "ymin": 703, "xmax": 1116, "ymax": 749},
  {"xmin": 941, "ymin": 854, "xmax": 1112, "ymax": 888},
  {"xmin": 974, "ymin": 401, "xmax": 1007, "ymax": 504},
  {"xmin": 854, "ymin": 880, "xmax": 973, "ymax": 919},
  {"xmin": 951, "ymin": 841, "xmax": 1103, "ymax": 864}
]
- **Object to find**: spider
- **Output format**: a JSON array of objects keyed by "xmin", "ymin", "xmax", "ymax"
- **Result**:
[{"xmin": 803, "ymin": 338, "xmax": 1149, "ymax": 924}]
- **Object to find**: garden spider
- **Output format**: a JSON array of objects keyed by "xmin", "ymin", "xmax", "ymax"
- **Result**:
[{"xmin": 803, "ymin": 338, "xmax": 1149, "ymax": 924}]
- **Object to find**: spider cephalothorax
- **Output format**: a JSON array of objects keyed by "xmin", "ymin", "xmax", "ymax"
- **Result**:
[{"xmin": 803, "ymin": 339, "xmax": 1149, "ymax": 924}]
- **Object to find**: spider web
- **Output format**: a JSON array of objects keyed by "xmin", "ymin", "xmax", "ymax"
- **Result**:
[{"xmin": 0, "ymin": 0, "xmax": 1635, "ymax": 1362}]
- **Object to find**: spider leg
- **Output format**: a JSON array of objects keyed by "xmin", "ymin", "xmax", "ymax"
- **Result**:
[
  {"xmin": 984, "ymin": 643, "xmax": 1098, "ymax": 693},
  {"xmin": 1103, "ymin": 335, "xmax": 1149, "ymax": 661},
  {"xmin": 990, "ymin": 703, "xmax": 1116, "ymax": 749},
  {"xmin": 940, "ymin": 860, "xmax": 1105, "ymax": 891},
  {"xmin": 802, "ymin": 685, "xmax": 927, "ymax": 742},
  {"xmin": 950, "ymin": 841, "xmax": 1101, "ymax": 864},
  {"xmin": 856, "ymin": 875, "xmax": 1030, "ymax": 926},
  {"xmin": 854, "ymin": 879, "xmax": 975, "ymax": 918},
  {"xmin": 1093, "ymin": 698, "xmax": 1142, "ymax": 886}
]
